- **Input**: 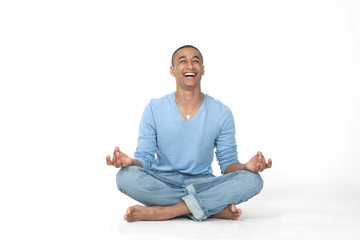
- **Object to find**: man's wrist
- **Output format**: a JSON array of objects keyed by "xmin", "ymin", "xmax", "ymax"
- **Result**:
[
  {"xmin": 244, "ymin": 162, "xmax": 249, "ymax": 171},
  {"xmin": 131, "ymin": 159, "xmax": 143, "ymax": 168},
  {"xmin": 224, "ymin": 162, "xmax": 246, "ymax": 174}
]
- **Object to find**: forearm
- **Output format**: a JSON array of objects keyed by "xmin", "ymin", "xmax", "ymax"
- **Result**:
[{"xmin": 224, "ymin": 162, "xmax": 247, "ymax": 174}]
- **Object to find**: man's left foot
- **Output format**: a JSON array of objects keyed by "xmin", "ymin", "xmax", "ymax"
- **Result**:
[{"xmin": 210, "ymin": 204, "xmax": 242, "ymax": 220}]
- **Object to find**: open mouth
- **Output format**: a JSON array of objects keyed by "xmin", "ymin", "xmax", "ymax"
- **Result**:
[{"xmin": 183, "ymin": 72, "xmax": 196, "ymax": 79}]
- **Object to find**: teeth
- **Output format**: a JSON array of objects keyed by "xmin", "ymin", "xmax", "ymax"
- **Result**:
[{"xmin": 184, "ymin": 73, "xmax": 196, "ymax": 76}]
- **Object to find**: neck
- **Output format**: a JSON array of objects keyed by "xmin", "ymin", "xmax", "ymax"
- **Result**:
[{"xmin": 175, "ymin": 88, "xmax": 203, "ymax": 112}]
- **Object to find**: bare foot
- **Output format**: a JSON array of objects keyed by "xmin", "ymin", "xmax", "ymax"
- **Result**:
[
  {"xmin": 124, "ymin": 202, "xmax": 190, "ymax": 222},
  {"xmin": 124, "ymin": 205, "xmax": 164, "ymax": 222},
  {"xmin": 210, "ymin": 204, "xmax": 242, "ymax": 220}
]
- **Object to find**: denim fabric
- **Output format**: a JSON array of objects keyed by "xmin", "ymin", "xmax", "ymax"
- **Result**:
[{"xmin": 116, "ymin": 166, "xmax": 263, "ymax": 221}]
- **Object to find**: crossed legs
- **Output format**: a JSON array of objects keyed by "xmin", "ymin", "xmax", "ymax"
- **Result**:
[{"xmin": 116, "ymin": 166, "xmax": 262, "ymax": 222}]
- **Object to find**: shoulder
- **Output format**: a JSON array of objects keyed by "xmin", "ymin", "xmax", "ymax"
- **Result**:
[
  {"xmin": 205, "ymin": 94, "xmax": 235, "ymax": 130},
  {"xmin": 148, "ymin": 92, "xmax": 174, "ymax": 107},
  {"xmin": 142, "ymin": 92, "xmax": 174, "ymax": 119},
  {"xmin": 206, "ymin": 94, "xmax": 232, "ymax": 116}
]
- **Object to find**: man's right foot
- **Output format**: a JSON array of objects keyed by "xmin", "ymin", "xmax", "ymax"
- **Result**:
[
  {"xmin": 124, "ymin": 202, "xmax": 191, "ymax": 222},
  {"xmin": 124, "ymin": 205, "xmax": 167, "ymax": 222}
]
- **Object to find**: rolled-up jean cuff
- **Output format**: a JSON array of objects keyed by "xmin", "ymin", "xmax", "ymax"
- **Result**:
[{"xmin": 182, "ymin": 194, "xmax": 208, "ymax": 221}]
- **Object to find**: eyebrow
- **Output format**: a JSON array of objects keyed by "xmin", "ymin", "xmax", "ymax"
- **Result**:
[{"xmin": 177, "ymin": 55, "xmax": 202, "ymax": 62}]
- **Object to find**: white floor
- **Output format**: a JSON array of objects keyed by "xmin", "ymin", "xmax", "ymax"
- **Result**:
[
  {"xmin": 79, "ymin": 181, "xmax": 360, "ymax": 240},
  {"xmin": 106, "ymin": 182, "xmax": 360, "ymax": 240},
  {"xmin": 2, "ymin": 173, "xmax": 360, "ymax": 240}
]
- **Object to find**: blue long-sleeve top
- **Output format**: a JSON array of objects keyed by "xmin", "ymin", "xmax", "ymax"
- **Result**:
[{"xmin": 134, "ymin": 92, "xmax": 239, "ymax": 175}]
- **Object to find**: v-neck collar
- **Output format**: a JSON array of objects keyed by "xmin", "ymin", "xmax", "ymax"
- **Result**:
[{"xmin": 172, "ymin": 92, "xmax": 207, "ymax": 124}]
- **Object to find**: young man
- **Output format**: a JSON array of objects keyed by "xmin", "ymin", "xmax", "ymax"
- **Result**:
[{"xmin": 106, "ymin": 45, "xmax": 272, "ymax": 222}]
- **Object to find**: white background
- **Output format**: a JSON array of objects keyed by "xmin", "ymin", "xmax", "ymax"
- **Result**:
[{"xmin": 1, "ymin": 0, "xmax": 359, "ymax": 239}]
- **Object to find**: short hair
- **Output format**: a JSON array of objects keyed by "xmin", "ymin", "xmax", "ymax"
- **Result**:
[{"xmin": 171, "ymin": 45, "xmax": 203, "ymax": 66}]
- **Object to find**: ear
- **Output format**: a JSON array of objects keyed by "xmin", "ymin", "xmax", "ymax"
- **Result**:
[
  {"xmin": 170, "ymin": 66, "xmax": 175, "ymax": 77},
  {"xmin": 202, "ymin": 66, "xmax": 205, "ymax": 76}
]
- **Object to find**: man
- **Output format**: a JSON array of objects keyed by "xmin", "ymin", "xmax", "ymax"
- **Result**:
[{"xmin": 106, "ymin": 45, "xmax": 272, "ymax": 222}]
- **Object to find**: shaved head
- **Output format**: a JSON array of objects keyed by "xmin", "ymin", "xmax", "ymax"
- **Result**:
[{"xmin": 171, "ymin": 45, "xmax": 203, "ymax": 66}]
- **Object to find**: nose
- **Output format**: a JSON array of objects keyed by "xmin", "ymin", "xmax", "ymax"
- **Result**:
[{"xmin": 185, "ymin": 61, "xmax": 194, "ymax": 69}]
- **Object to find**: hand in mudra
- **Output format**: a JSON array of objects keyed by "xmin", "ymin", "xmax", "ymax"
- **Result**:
[
  {"xmin": 106, "ymin": 146, "xmax": 133, "ymax": 168},
  {"xmin": 245, "ymin": 151, "xmax": 272, "ymax": 172}
]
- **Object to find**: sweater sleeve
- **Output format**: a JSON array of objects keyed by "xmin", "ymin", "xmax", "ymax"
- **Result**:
[
  {"xmin": 215, "ymin": 107, "xmax": 239, "ymax": 174},
  {"xmin": 134, "ymin": 102, "xmax": 157, "ymax": 170}
]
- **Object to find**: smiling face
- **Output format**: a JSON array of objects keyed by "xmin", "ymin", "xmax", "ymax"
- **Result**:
[{"xmin": 170, "ymin": 47, "xmax": 205, "ymax": 90}]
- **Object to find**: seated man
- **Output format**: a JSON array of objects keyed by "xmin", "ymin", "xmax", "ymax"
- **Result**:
[{"xmin": 106, "ymin": 45, "xmax": 272, "ymax": 222}]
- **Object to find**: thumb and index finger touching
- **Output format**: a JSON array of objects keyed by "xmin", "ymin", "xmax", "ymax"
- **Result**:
[
  {"xmin": 257, "ymin": 151, "xmax": 273, "ymax": 170},
  {"xmin": 106, "ymin": 146, "xmax": 122, "ymax": 167}
]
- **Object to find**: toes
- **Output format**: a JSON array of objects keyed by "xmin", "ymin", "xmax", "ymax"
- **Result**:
[
  {"xmin": 230, "ymin": 205, "xmax": 242, "ymax": 219},
  {"xmin": 236, "ymin": 209, "xmax": 242, "ymax": 218},
  {"xmin": 233, "ymin": 210, "xmax": 242, "ymax": 220},
  {"xmin": 124, "ymin": 206, "xmax": 135, "ymax": 222},
  {"xmin": 126, "ymin": 206, "xmax": 133, "ymax": 215}
]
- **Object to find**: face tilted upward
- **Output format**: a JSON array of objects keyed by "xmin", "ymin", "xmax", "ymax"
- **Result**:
[{"xmin": 170, "ymin": 47, "xmax": 205, "ymax": 90}]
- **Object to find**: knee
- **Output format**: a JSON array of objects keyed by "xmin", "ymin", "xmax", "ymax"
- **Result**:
[
  {"xmin": 237, "ymin": 171, "xmax": 264, "ymax": 195},
  {"xmin": 249, "ymin": 172, "xmax": 264, "ymax": 194},
  {"xmin": 116, "ymin": 166, "xmax": 140, "ymax": 191}
]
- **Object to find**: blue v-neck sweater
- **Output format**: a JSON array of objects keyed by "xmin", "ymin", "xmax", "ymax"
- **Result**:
[{"xmin": 134, "ymin": 92, "xmax": 239, "ymax": 175}]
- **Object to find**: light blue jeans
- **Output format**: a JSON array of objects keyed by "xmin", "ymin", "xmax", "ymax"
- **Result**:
[{"xmin": 116, "ymin": 166, "xmax": 263, "ymax": 221}]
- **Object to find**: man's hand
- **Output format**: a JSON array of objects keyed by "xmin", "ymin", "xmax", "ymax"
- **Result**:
[
  {"xmin": 245, "ymin": 151, "xmax": 272, "ymax": 173},
  {"xmin": 106, "ymin": 146, "xmax": 134, "ymax": 168}
]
